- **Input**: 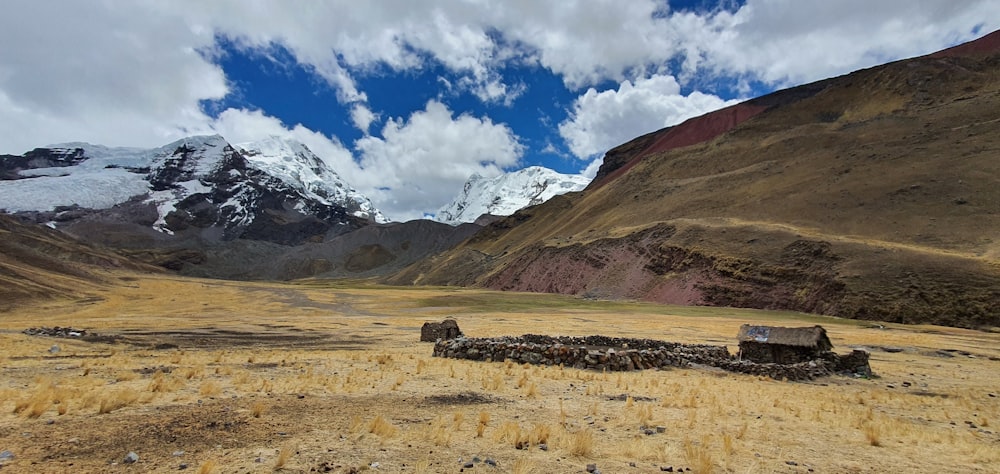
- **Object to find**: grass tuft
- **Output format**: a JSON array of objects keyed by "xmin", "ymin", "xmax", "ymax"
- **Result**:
[
  {"xmin": 251, "ymin": 400, "xmax": 268, "ymax": 418},
  {"xmin": 476, "ymin": 411, "xmax": 490, "ymax": 438},
  {"xmin": 864, "ymin": 422, "xmax": 882, "ymax": 447},
  {"xmin": 98, "ymin": 388, "xmax": 140, "ymax": 414},
  {"xmin": 368, "ymin": 414, "xmax": 398, "ymax": 438},
  {"xmin": 197, "ymin": 460, "xmax": 217, "ymax": 474},
  {"xmin": 512, "ymin": 458, "xmax": 536, "ymax": 474},
  {"xmin": 199, "ymin": 380, "xmax": 222, "ymax": 397},
  {"xmin": 526, "ymin": 382, "xmax": 539, "ymax": 398},
  {"xmin": 567, "ymin": 429, "xmax": 594, "ymax": 457},
  {"xmin": 274, "ymin": 445, "xmax": 294, "ymax": 470},
  {"xmin": 684, "ymin": 436, "xmax": 714, "ymax": 474}
]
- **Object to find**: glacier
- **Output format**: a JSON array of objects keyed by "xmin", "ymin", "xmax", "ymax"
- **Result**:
[{"xmin": 435, "ymin": 166, "xmax": 591, "ymax": 225}]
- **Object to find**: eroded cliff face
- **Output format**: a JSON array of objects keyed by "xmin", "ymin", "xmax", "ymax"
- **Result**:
[
  {"xmin": 480, "ymin": 225, "xmax": 845, "ymax": 313},
  {"xmin": 590, "ymin": 101, "xmax": 769, "ymax": 188}
]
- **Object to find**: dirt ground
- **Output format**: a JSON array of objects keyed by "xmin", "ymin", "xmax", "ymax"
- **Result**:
[{"xmin": 0, "ymin": 274, "xmax": 998, "ymax": 473}]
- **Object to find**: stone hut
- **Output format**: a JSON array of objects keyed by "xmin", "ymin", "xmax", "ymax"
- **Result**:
[
  {"xmin": 737, "ymin": 324, "xmax": 833, "ymax": 364},
  {"xmin": 420, "ymin": 319, "xmax": 463, "ymax": 342}
]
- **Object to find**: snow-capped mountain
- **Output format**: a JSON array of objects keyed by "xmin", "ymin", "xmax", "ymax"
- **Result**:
[
  {"xmin": 235, "ymin": 136, "xmax": 387, "ymax": 224},
  {"xmin": 0, "ymin": 135, "xmax": 386, "ymax": 244},
  {"xmin": 435, "ymin": 166, "xmax": 591, "ymax": 225}
]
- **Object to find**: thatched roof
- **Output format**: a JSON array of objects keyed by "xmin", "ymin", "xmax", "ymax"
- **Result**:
[{"xmin": 737, "ymin": 324, "xmax": 832, "ymax": 350}]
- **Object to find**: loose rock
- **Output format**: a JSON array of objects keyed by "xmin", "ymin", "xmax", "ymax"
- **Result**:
[{"xmin": 123, "ymin": 452, "xmax": 139, "ymax": 464}]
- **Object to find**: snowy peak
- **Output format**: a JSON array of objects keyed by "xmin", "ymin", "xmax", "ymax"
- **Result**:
[
  {"xmin": 0, "ymin": 135, "xmax": 388, "ymax": 243},
  {"xmin": 236, "ymin": 137, "xmax": 387, "ymax": 224},
  {"xmin": 435, "ymin": 166, "xmax": 591, "ymax": 225},
  {"xmin": 148, "ymin": 135, "xmax": 237, "ymax": 191}
]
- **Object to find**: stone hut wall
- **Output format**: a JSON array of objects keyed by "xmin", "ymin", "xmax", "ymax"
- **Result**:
[
  {"xmin": 738, "ymin": 341, "xmax": 820, "ymax": 364},
  {"xmin": 420, "ymin": 319, "xmax": 462, "ymax": 342},
  {"xmin": 433, "ymin": 335, "xmax": 872, "ymax": 381},
  {"xmin": 831, "ymin": 349, "xmax": 872, "ymax": 377}
]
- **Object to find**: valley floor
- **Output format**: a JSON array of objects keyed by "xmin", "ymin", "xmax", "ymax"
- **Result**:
[{"xmin": 0, "ymin": 275, "xmax": 998, "ymax": 473}]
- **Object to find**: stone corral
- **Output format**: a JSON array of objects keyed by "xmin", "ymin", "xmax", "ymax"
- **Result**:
[
  {"xmin": 420, "ymin": 319, "xmax": 463, "ymax": 342},
  {"xmin": 433, "ymin": 334, "xmax": 871, "ymax": 381}
]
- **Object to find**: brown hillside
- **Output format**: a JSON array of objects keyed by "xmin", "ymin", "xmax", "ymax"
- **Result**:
[
  {"xmin": 389, "ymin": 31, "xmax": 1000, "ymax": 328},
  {"xmin": 0, "ymin": 215, "xmax": 159, "ymax": 310}
]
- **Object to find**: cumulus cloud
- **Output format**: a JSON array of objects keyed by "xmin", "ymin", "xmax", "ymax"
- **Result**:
[
  {"xmin": 0, "ymin": 1, "xmax": 226, "ymax": 151},
  {"xmin": 350, "ymin": 104, "xmax": 378, "ymax": 135},
  {"xmin": 205, "ymin": 104, "xmax": 522, "ymax": 222},
  {"xmin": 3, "ymin": 1, "xmax": 995, "ymax": 150},
  {"xmin": 669, "ymin": 0, "xmax": 1000, "ymax": 86},
  {"xmin": 581, "ymin": 157, "xmax": 604, "ymax": 180},
  {"xmin": 559, "ymin": 75, "xmax": 738, "ymax": 159},
  {"xmin": 355, "ymin": 100, "xmax": 523, "ymax": 221},
  {"xmin": 160, "ymin": 1, "xmax": 1000, "ymax": 106},
  {"xmin": 1, "ymin": 0, "xmax": 997, "ymax": 219}
]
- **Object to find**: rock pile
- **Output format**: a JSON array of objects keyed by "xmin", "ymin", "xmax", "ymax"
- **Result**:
[
  {"xmin": 23, "ymin": 327, "xmax": 90, "ymax": 338},
  {"xmin": 433, "ymin": 335, "xmax": 871, "ymax": 381}
]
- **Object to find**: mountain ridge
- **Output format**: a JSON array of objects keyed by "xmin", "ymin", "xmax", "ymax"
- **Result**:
[
  {"xmin": 387, "ymin": 30, "xmax": 1000, "ymax": 328},
  {"xmin": 0, "ymin": 134, "xmax": 385, "ymax": 244},
  {"xmin": 435, "ymin": 166, "xmax": 591, "ymax": 225},
  {"xmin": 0, "ymin": 135, "xmax": 493, "ymax": 281}
]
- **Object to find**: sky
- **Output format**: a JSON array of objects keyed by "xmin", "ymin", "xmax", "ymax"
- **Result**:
[{"xmin": 0, "ymin": 1, "xmax": 996, "ymax": 221}]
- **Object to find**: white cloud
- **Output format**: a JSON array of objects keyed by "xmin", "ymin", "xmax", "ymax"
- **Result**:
[
  {"xmin": 559, "ymin": 75, "xmax": 738, "ymax": 159},
  {"xmin": 671, "ymin": 1, "xmax": 1000, "ymax": 87},
  {"xmin": 197, "ymin": 104, "xmax": 521, "ymax": 221},
  {"xmin": 355, "ymin": 100, "xmax": 523, "ymax": 221},
  {"xmin": 0, "ymin": 1, "xmax": 226, "ymax": 152},
  {"xmin": 350, "ymin": 104, "xmax": 378, "ymax": 134},
  {"xmin": 1, "ymin": 0, "xmax": 998, "ymax": 220},
  {"xmin": 581, "ymin": 157, "xmax": 604, "ymax": 180}
]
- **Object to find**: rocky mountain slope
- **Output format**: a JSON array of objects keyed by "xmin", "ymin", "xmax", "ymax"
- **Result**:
[
  {"xmin": 0, "ymin": 135, "xmax": 479, "ymax": 280},
  {"xmin": 0, "ymin": 214, "xmax": 159, "ymax": 310},
  {"xmin": 435, "ymin": 167, "xmax": 590, "ymax": 225},
  {"xmin": 389, "ymin": 30, "xmax": 1000, "ymax": 328},
  {"xmin": 174, "ymin": 219, "xmax": 483, "ymax": 280},
  {"xmin": 0, "ymin": 135, "xmax": 385, "ymax": 245}
]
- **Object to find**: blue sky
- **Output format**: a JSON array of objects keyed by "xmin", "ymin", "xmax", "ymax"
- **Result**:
[
  {"xmin": 205, "ymin": 39, "xmax": 600, "ymax": 176},
  {"xmin": 202, "ymin": 1, "xmax": 758, "ymax": 178},
  {"xmin": 0, "ymin": 1, "xmax": 996, "ymax": 220}
]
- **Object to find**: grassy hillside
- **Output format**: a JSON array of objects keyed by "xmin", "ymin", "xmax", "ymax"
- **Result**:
[
  {"xmin": 389, "ymin": 33, "xmax": 1000, "ymax": 328},
  {"xmin": 0, "ymin": 215, "xmax": 160, "ymax": 310}
]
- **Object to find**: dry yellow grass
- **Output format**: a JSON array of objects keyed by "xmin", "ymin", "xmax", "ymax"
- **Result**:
[
  {"xmin": 250, "ymin": 400, "xmax": 268, "ymax": 418},
  {"xmin": 0, "ymin": 274, "xmax": 997, "ymax": 473},
  {"xmin": 196, "ymin": 460, "xmax": 217, "ymax": 474},
  {"xmin": 273, "ymin": 444, "xmax": 294, "ymax": 470}
]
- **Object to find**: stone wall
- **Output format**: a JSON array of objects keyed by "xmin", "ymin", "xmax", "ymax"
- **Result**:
[
  {"xmin": 433, "ymin": 334, "xmax": 871, "ymax": 381},
  {"xmin": 738, "ymin": 341, "xmax": 821, "ymax": 364},
  {"xmin": 420, "ymin": 319, "xmax": 463, "ymax": 342}
]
